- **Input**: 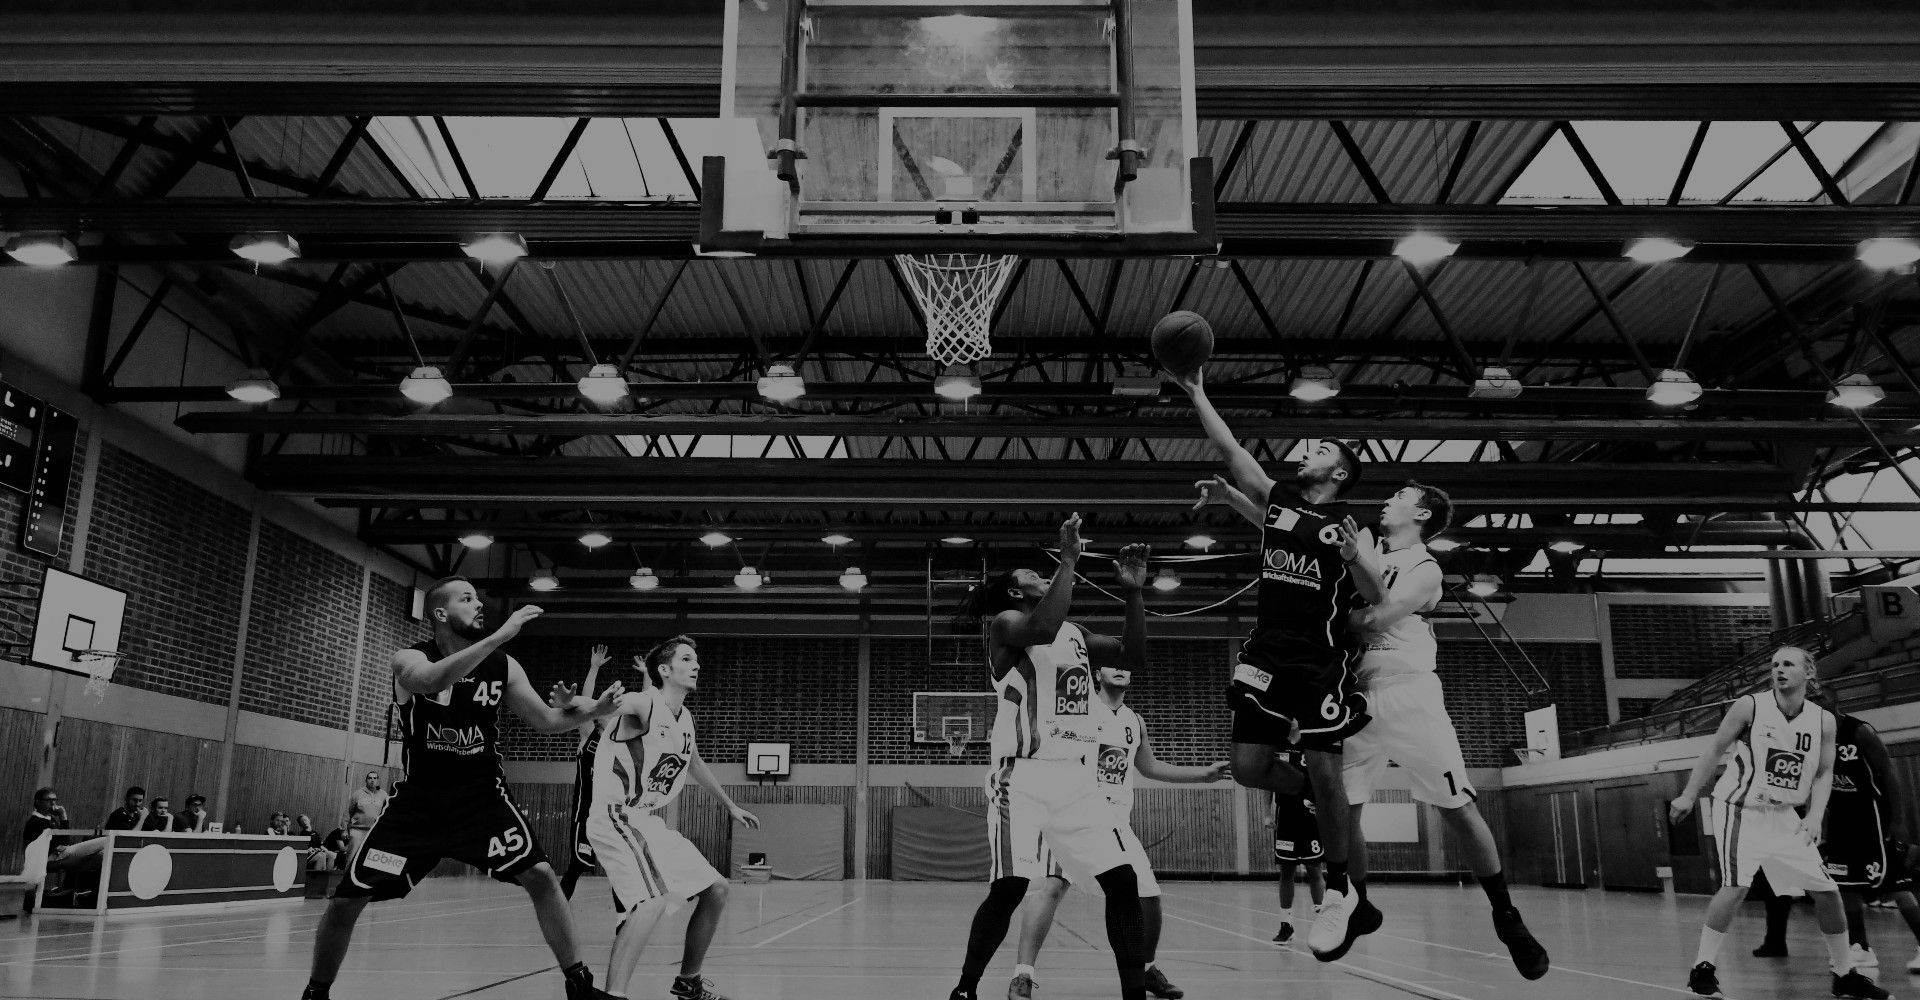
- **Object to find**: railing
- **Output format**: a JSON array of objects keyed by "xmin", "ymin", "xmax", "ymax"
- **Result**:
[
  {"xmin": 1565, "ymin": 653, "xmax": 1920, "ymax": 756},
  {"xmin": 1645, "ymin": 608, "xmax": 1860, "ymax": 716}
]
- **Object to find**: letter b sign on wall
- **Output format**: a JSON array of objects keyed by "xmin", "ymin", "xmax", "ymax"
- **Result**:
[{"xmin": 1865, "ymin": 586, "xmax": 1920, "ymax": 642}]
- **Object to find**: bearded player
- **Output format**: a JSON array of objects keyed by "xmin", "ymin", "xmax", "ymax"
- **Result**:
[
  {"xmin": 301, "ymin": 577, "xmax": 625, "ymax": 1000},
  {"xmin": 1182, "ymin": 367, "xmax": 1375, "ymax": 961},
  {"xmin": 947, "ymin": 517, "xmax": 1154, "ymax": 1000}
]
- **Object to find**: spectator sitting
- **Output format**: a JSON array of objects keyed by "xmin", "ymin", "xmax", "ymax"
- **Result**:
[
  {"xmin": 103, "ymin": 786, "xmax": 147, "ymax": 831},
  {"xmin": 21, "ymin": 787, "xmax": 106, "ymax": 907},
  {"xmin": 266, "ymin": 812, "xmax": 291, "ymax": 836},
  {"xmin": 295, "ymin": 814, "xmax": 321, "ymax": 847},
  {"xmin": 22, "ymin": 787, "xmax": 69, "ymax": 848},
  {"xmin": 323, "ymin": 827, "xmax": 351, "ymax": 870},
  {"xmin": 174, "ymin": 794, "xmax": 211, "ymax": 833},
  {"xmin": 140, "ymin": 797, "xmax": 174, "ymax": 831}
]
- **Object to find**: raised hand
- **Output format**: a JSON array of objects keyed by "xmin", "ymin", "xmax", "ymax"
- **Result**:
[
  {"xmin": 497, "ymin": 604, "xmax": 543, "ymax": 640},
  {"xmin": 1059, "ymin": 513, "xmax": 1086, "ymax": 561},
  {"xmin": 1192, "ymin": 475, "xmax": 1234, "ymax": 512},
  {"xmin": 1336, "ymin": 516, "xmax": 1364, "ymax": 562},
  {"xmin": 589, "ymin": 644, "xmax": 611, "ymax": 671},
  {"xmin": 547, "ymin": 679, "xmax": 578, "ymax": 710},
  {"xmin": 590, "ymin": 681, "xmax": 625, "ymax": 716},
  {"xmin": 1113, "ymin": 543, "xmax": 1152, "ymax": 591},
  {"xmin": 1173, "ymin": 367, "xmax": 1203, "ymax": 395}
]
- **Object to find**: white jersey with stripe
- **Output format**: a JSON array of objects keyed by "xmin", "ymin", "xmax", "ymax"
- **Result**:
[
  {"xmin": 989, "ymin": 622, "xmax": 1099, "ymax": 763},
  {"xmin": 591, "ymin": 689, "xmax": 698, "ymax": 813},
  {"xmin": 1711, "ymin": 691, "xmax": 1829, "ymax": 809},
  {"xmin": 1356, "ymin": 541, "xmax": 1441, "ymax": 685},
  {"xmin": 1093, "ymin": 698, "xmax": 1144, "ymax": 812}
]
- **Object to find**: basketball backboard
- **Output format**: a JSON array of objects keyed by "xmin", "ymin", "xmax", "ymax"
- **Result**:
[
  {"xmin": 911, "ymin": 690, "xmax": 998, "ymax": 745},
  {"xmin": 31, "ymin": 566, "xmax": 127, "ymax": 680},
  {"xmin": 746, "ymin": 741, "xmax": 793, "ymax": 778},
  {"xmin": 709, "ymin": 0, "xmax": 1212, "ymax": 256}
]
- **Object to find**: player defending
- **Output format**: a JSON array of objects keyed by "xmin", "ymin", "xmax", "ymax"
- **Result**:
[
  {"xmin": 1335, "ymin": 483, "xmax": 1549, "ymax": 978},
  {"xmin": 584, "ymin": 636, "xmax": 759, "ymax": 1000},
  {"xmin": 1181, "ymin": 367, "xmax": 1374, "ymax": 961},
  {"xmin": 1271, "ymin": 748, "xmax": 1326, "ymax": 945},
  {"xmin": 1008, "ymin": 656, "xmax": 1231, "ymax": 1000},
  {"xmin": 562, "ymin": 643, "xmax": 614, "ymax": 899},
  {"xmin": 1669, "ymin": 645, "xmax": 1887, "ymax": 999},
  {"xmin": 301, "ymin": 577, "xmax": 625, "ymax": 1000},
  {"xmin": 947, "ymin": 517, "xmax": 1153, "ymax": 1000}
]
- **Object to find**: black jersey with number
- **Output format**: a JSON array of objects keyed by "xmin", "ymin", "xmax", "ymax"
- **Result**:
[
  {"xmin": 398, "ymin": 638, "xmax": 509, "ymax": 789},
  {"xmin": 1832, "ymin": 715, "xmax": 1884, "ymax": 802},
  {"xmin": 1254, "ymin": 483, "xmax": 1363, "ymax": 651}
]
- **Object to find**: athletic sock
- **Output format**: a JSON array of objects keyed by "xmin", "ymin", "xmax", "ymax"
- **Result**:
[
  {"xmin": 958, "ymin": 877, "xmax": 1029, "ymax": 993},
  {"xmin": 1351, "ymin": 878, "xmax": 1368, "ymax": 904},
  {"xmin": 1827, "ymin": 932, "xmax": 1854, "ymax": 974},
  {"xmin": 302, "ymin": 982, "xmax": 331, "ymax": 1000},
  {"xmin": 1326, "ymin": 862, "xmax": 1350, "ymax": 896},
  {"xmin": 563, "ymin": 963, "xmax": 594, "ymax": 989},
  {"xmin": 1014, "ymin": 964, "xmax": 1036, "ymax": 980},
  {"xmin": 1477, "ymin": 870, "xmax": 1511, "ymax": 913},
  {"xmin": 1764, "ymin": 896, "xmax": 1792, "ymax": 944},
  {"xmin": 1095, "ymin": 867, "xmax": 1147, "ymax": 1000},
  {"xmin": 1696, "ymin": 927, "xmax": 1725, "ymax": 967}
]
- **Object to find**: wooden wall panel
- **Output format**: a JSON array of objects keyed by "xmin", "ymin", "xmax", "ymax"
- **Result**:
[
  {"xmin": 50, "ymin": 718, "xmax": 222, "ymax": 830},
  {"xmin": 228, "ymin": 744, "xmax": 343, "ymax": 833},
  {"xmin": 0, "ymin": 706, "xmax": 45, "ymax": 874},
  {"xmin": 1130, "ymin": 788, "xmax": 1237, "ymax": 875}
]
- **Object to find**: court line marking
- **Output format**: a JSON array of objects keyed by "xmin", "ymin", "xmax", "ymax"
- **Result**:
[
  {"xmin": 0, "ymin": 889, "xmax": 513, "ymax": 948},
  {"xmin": 1159, "ymin": 909, "xmax": 1481, "ymax": 1000},
  {"xmin": 1160, "ymin": 888, "xmax": 1723, "ymax": 997},
  {"xmin": 433, "ymin": 963, "xmax": 553, "ymax": 1000},
  {"xmin": 751, "ymin": 896, "xmax": 862, "ymax": 947}
]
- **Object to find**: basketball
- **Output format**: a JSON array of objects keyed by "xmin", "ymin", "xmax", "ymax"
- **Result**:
[{"xmin": 1151, "ymin": 310, "xmax": 1214, "ymax": 378}]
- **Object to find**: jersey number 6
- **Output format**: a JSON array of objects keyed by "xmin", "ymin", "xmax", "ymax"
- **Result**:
[{"xmin": 1320, "ymin": 694, "xmax": 1341, "ymax": 720}]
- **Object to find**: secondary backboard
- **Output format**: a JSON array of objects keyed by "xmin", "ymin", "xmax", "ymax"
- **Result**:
[
  {"xmin": 32, "ymin": 566, "xmax": 127, "ymax": 680},
  {"xmin": 711, "ymin": 0, "xmax": 1212, "ymax": 255},
  {"xmin": 912, "ymin": 690, "xmax": 999, "ymax": 744},
  {"xmin": 746, "ymin": 741, "xmax": 793, "ymax": 778}
]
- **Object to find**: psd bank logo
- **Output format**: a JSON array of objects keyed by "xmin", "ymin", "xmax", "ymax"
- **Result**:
[
  {"xmin": 1055, "ymin": 664, "xmax": 1091, "ymax": 716},
  {"xmin": 1764, "ymin": 748, "xmax": 1805, "ymax": 790},
  {"xmin": 646, "ymin": 754, "xmax": 688, "ymax": 794},
  {"xmin": 1097, "ymin": 746, "xmax": 1129, "ymax": 784}
]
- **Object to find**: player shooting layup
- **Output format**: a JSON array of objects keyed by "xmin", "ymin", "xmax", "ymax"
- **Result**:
[
  {"xmin": 301, "ymin": 577, "xmax": 624, "ymax": 1000},
  {"xmin": 948, "ymin": 517, "xmax": 1153, "ymax": 1000}
]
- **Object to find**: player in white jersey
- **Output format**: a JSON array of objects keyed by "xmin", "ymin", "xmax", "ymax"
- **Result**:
[
  {"xmin": 582, "ymin": 636, "xmax": 760, "ymax": 1000},
  {"xmin": 1670, "ymin": 645, "xmax": 1887, "ymax": 999},
  {"xmin": 1007, "ymin": 658, "xmax": 1230, "ymax": 1000},
  {"xmin": 1336, "ymin": 482, "xmax": 1548, "ymax": 979},
  {"xmin": 949, "ymin": 516, "xmax": 1154, "ymax": 1000}
]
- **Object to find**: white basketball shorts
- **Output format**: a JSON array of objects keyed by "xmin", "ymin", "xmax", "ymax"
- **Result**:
[
  {"xmin": 986, "ymin": 756, "xmax": 1128, "ymax": 884},
  {"xmin": 1343, "ymin": 672, "xmax": 1475, "ymax": 809},
  {"xmin": 1712, "ymin": 799, "xmax": 1836, "ymax": 892},
  {"xmin": 586, "ymin": 803, "xmax": 722, "ymax": 912}
]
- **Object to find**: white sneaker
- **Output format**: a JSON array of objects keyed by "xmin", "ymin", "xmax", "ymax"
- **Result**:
[
  {"xmin": 1852, "ymin": 944, "xmax": 1879, "ymax": 970},
  {"xmin": 1308, "ymin": 889, "xmax": 1352, "ymax": 956}
]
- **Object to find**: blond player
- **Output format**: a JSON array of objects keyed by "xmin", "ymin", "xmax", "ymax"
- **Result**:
[
  {"xmin": 1669, "ymin": 645, "xmax": 1886, "ymax": 999},
  {"xmin": 585, "ymin": 636, "xmax": 760, "ymax": 1000}
]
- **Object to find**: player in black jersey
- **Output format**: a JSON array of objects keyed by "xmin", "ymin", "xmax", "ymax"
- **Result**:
[
  {"xmin": 1180, "ymin": 369, "xmax": 1378, "ymax": 962},
  {"xmin": 300, "ymin": 577, "xmax": 626, "ymax": 1000},
  {"xmin": 561, "ymin": 643, "xmax": 613, "ymax": 899}
]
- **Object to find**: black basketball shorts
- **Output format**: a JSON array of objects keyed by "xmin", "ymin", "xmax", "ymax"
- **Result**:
[
  {"xmin": 1230, "ymin": 629, "xmax": 1370, "ymax": 752},
  {"xmin": 1273, "ymin": 793, "xmax": 1325, "ymax": 864},
  {"xmin": 1823, "ymin": 799, "xmax": 1892, "ymax": 890},
  {"xmin": 336, "ymin": 779, "xmax": 548, "ymax": 901}
]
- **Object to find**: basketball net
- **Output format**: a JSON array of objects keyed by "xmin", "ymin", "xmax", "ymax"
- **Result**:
[
  {"xmin": 945, "ymin": 733, "xmax": 969, "ymax": 758},
  {"xmin": 71, "ymin": 650, "xmax": 116, "ymax": 703},
  {"xmin": 895, "ymin": 253, "xmax": 1020, "ymax": 366}
]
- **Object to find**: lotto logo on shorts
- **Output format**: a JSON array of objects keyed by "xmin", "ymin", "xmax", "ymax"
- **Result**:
[
  {"xmin": 1764, "ymin": 748, "xmax": 1806, "ymax": 788},
  {"xmin": 1276, "ymin": 839, "xmax": 1294, "ymax": 851},
  {"xmin": 1233, "ymin": 662, "xmax": 1274, "ymax": 692},
  {"xmin": 364, "ymin": 848, "xmax": 407, "ymax": 875},
  {"xmin": 1826, "ymin": 862, "xmax": 1850, "ymax": 876}
]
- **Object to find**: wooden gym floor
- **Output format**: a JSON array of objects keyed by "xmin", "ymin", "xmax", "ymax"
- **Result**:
[{"xmin": 0, "ymin": 876, "xmax": 1902, "ymax": 1000}]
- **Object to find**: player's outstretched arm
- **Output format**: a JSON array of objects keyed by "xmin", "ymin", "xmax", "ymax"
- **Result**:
[
  {"xmin": 1193, "ymin": 475, "xmax": 1263, "ymax": 527},
  {"xmin": 1087, "ymin": 543, "xmax": 1151, "ymax": 671},
  {"xmin": 1801, "ymin": 711, "xmax": 1839, "ymax": 845},
  {"xmin": 1336, "ymin": 517, "xmax": 1388, "ymax": 607},
  {"xmin": 689, "ymin": 750, "xmax": 759, "ymax": 829},
  {"xmin": 1670, "ymin": 696, "xmax": 1755, "ymax": 823},
  {"xmin": 574, "ymin": 644, "xmax": 613, "ymax": 748},
  {"xmin": 392, "ymin": 604, "xmax": 544, "ymax": 695},
  {"xmin": 502, "ymin": 656, "xmax": 625, "ymax": 734},
  {"xmin": 994, "ymin": 514, "xmax": 1087, "ymax": 648},
  {"xmin": 1349, "ymin": 555, "xmax": 1440, "ymax": 636},
  {"xmin": 1133, "ymin": 730, "xmax": 1232, "ymax": 784},
  {"xmin": 1175, "ymin": 370, "xmax": 1275, "ymax": 501},
  {"xmin": 1857, "ymin": 722, "xmax": 1911, "ymax": 841}
]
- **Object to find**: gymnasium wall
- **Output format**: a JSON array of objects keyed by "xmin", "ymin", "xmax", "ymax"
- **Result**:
[{"xmin": 1608, "ymin": 603, "xmax": 1776, "ymax": 680}]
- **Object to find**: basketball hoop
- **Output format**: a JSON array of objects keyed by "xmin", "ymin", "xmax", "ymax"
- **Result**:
[
  {"xmin": 895, "ymin": 253, "xmax": 1020, "ymax": 366},
  {"xmin": 70, "ymin": 649, "xmax": 117, "ymax": 703},
  {"xmin": 945, "ymin": 733, "xmax": 969, "ymax": 758}
]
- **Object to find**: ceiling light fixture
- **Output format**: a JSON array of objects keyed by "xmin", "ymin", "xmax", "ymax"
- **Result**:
[
  {"xmin": 629, "ymin": 567, "xmax": 659, "ymax": 590},
  {"xmin": 1469, "ymin": 365, "xmax": 1523, "ymax": 400},
  {"xmin": 839, "ymin": 566, "xmax": 868, "ymax": 591},
  {"xmin": 758, "ymin": 363, "xmax": 806, "ymax": 403},
  {"xmin": 1466, "ymin": 574, "xmax": 1501, "ymax": 598},
  {"xmin": 822, "ymin": 533, "xmax": 854, "ymax": 547},
  {"xmin": 1623, "ymin": 237, "xmax": 1694, "ymax": 264},
  {"xmin": 1828, "ymin": 373, "xmax": 1886, "ymax": 409},
  {"xmin": 1857, "ymin": 238, "xmax": 1920, "ymax": 271},
  {"xmin": 4, "ymin": 233, "xmax": 78, "ymax": 267},
  {"xmin": 229, "ymin": 231, "xmax": 301, "ymax": 265},
  {"xmin": 1393, "ymin": 233, "xmax": 1458, "ymax": 265},
  {"xmin": 1110, "ymin": 372, "xmax": 1163, "ymax": 397},
  {"xmin": 1289, "ymin": 365, "xmax": 1341, "ymax": 402},
  {"xmin": 578, "ymin": 530, "xmax": 611, "ymax": 549},
  {"xmin": 700, "ymin": 531, "xmax": 733, "ymax": 548},
  {"xmin": 529, "ymin": 568, "xmax": 559, "ymax": 592},
  {"xmin": 399, "ymin": 365, "xmax": 454, "ymax": 405},
  {"xmin": 1548, "ymin": 540, "xmax": 1585, "ymax": 554},
  {"xmin": 933, "ymin": 365, "xmax": 983, "ymax": 402},
  {"xmin": 733, "ymin": 566, "xmax": 764, "ymax": 589},
  {"xmin": 1426, "ymin": 538, "xmax": 1462, "ymax": 552},
  {"xmin": 461, "ymin": 232, "xmax": 528, "ymax": 266},
  {"xmin": 1646, "ymin": 368, "xmax": 1703, "ymax": 407},
  {"xmin": 577, "ymin": 363, "xmax": 630, "ymax": 404},
  {"xmin": 458, "ymin": 531, "xmax": 493, "ymax": 550},
  {"xmin": 1185, "ymin": 534, "xmax": 1215, "ymax": 550},
  {"xmin": 1151, "ymin": 568, "xmax": 1181, "ymax": 592},
  {"xmin": 224, "ymin": 370, "xmax": 281, "ymax": 403},
  {"xmin": 941, "ymin": 536, "xmax": 974, "ymax": 546}
]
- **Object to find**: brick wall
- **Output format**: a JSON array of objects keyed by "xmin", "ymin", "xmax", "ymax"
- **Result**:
[
  {"xmin": 1618, "ymin": 697, "xmax": 1662, "ymax": 720},
  {"xmin": 239, "ymin": 521, "xmax": 362, "ymax": 729},
  {"xmin": 1435, "ymin": 639, "xmax": 1607, "ymax": 766},
  {"xmin": 84, "ymin": 443, "xmax": 249, "ymax": 705},
  {"xmin": 357, "ymin": 574, "xmax": 417, "ymax": 737},
  {"xmin": 1610, "ymin": 603, "xmax": 1775, "ymax": 680}
]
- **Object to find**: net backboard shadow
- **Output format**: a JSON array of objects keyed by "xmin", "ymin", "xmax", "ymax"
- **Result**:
[
  {"xmin": 710, "ymin": 0, "xmax": 1212, "ymax": 256},
  {"xmin": 31, "ymin": 566, "xmax": 127, "ymax": 681}
]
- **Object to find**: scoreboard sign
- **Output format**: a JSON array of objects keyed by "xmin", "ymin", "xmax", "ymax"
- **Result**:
[{"xmin": 0, "ymin": 383, "xmax": 80, "ymax": 559}]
